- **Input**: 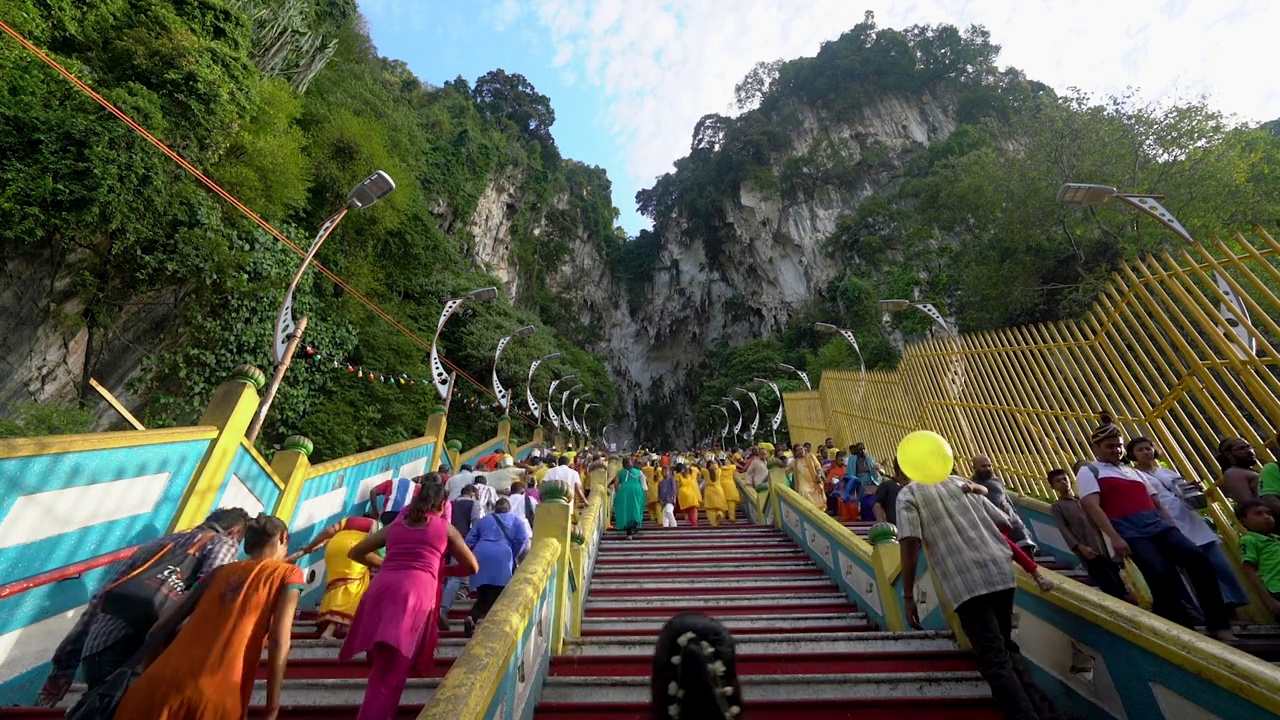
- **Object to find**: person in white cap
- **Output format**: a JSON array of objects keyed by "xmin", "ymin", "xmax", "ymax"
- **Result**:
[{"xmin": 485, "ymin": 455, "xmax": 526, "ymax": 494}]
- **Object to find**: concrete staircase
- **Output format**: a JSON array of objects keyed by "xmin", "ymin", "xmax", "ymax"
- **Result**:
[{"xmin": 535, "ymin": 516, "xmax": 1002, "ymax": 719}]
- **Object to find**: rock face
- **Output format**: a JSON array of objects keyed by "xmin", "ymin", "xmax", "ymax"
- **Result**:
[
  {"xmin": 0, "ymin": 246, "xmax": 176, "ymax": 428},
  {"xmin": 530, "ymin": 89, "xmax": 961, "ymax": 442}
]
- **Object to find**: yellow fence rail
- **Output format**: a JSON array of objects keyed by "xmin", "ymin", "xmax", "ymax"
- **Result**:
[{"xmin": 784, "ymin": 227, "xmax": 1280, "ymax": 621}]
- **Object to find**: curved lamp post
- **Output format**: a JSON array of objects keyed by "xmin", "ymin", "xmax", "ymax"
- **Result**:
[
  {"xmin": 561, "ymin": 384, "xmax": 584, "ymax": 440},
  {"xmin": 491, "ymin": 325, "xmax": 536, "ymax": 414},
  {"xmin": 720, "ymin": 396, "xmax": 743, "ymax": 441},
  {"xmin": 251, "ymin": 171, "xmax": 395, "ymax": 443},
  {"xmin": 734, "ymin": 386, "xmax": 760, "ymax": 441},
  {"xmin": 814, "ymin": 322, "xmax": 866, "ymax": 372},
  {"xmin": 880, "ymin": 298, "xmax": 972, "ymax": 453},
  {"xmin": 546, "ymin": 375, "xmax": 575, "ymax": 433},
  {"xmin": 753, "ymin": 377, "xmax": 784, "ymax": 444},
  {"xmin": 580, "ymin": 403, "xmax": 597, "ymax": 440},
  {"xmin": 430, "ymin": 286, "xmax": 499, "ymax": 401},
  {"xmin": 1058, "ymin": 182, "xmax": 1254, "ymax": 357},
  {"xmin": 711, "ymin": 405, "xmax": 730, "ymax": 448},
  {"xmin": 777, "ymin": 363, "xmax": 811, "ymax": 391},
  {"xmin": 571, "ymin": 393, "xmax": 592, "ymax": 436},
  {"xmin": 526, "ymin": 352, "xmax": 561, "ymax": 422}
]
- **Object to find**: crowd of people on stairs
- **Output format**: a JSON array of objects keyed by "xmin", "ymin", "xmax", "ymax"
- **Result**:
[{"xmin": 28, "ymin": 415, "xmax": 1280, "ymax": 720}]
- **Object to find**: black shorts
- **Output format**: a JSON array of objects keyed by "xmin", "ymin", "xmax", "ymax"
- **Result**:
[{"xmin": 380, "ymin": 510, "xmax": 400, "ymax": 525}]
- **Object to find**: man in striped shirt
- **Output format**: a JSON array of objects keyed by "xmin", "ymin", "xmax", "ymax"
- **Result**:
[
  {"xmin": 369, "ymin": 475, "xmax": 422, "ymax": 525},
  {"xmin": 37, "ymin": 508, "xmax": 250, "ymax": 706},
  {"xmin": 899, "ymin": 476, "xmax": 1059, "ymax": 720}
]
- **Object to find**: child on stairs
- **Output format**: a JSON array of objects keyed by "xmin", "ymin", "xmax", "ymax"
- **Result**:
[{"xmin": 659, "ymin": 467, "xmax": 678, "ymax": 528}]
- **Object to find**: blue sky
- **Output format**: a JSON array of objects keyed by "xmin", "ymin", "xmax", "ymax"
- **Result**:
[{"xmin": 358, "ymin": 1, "xmax": 1280, "ymax": 236}]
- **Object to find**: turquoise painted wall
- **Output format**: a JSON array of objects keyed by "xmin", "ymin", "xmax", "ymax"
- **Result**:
[{"xmin": 0, "ymin": 437, "xmax": 212, "ymax": 703}]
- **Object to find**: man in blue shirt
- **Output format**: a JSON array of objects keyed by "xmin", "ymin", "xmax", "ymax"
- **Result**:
[{"xmin": 841, "ymin": 443, "xmax": 881, "ymax": 520}]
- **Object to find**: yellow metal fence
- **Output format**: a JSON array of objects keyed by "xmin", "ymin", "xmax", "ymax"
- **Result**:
[{"xmin": 786, "ymin": 227, "xmax": 1280, "ymax": 531}]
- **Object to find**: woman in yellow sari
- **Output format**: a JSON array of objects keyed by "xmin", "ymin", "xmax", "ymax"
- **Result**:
[
  {"xmin": 702, "ymin": 459, "xmax": 728, "ymax": 526},
  {"xmin": 675, "ymin": 462, "xmax": 703, "ymax": 526},
  {"xmin": 717, "ymin": 458, "xmax": 741, "ymax": 524},
  {"xmin": 792, "ymin": 445, "xmax": 826, "ymax": 511},
  {"xmin": 291, "ymin": 515, "xmax": 380, "ymax": 639}
]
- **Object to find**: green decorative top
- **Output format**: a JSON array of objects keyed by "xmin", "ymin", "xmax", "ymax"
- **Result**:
[
  {"xmin": 430, "ymin": 404, "xmax": 447, "ymax": 416},
  {"xmin": 867, "ymin": 522, "xmax": 899, "ymax": 546},
  {"xmin": 540, "ymin": 478, "xmax": 572, "ymax": 504},
  {"xmin": 231, "ymin": 364, "xmax": 266, "ymax": 391},
  {"xmin": 570, "ymin": 524, "xmax": 585, "ymax": 545},
  {"xmin": 446, "ymin": 439, "xmax": 463, "ymax": 451},
  {"xmin": 282, "ymin": 435, "xmax": 314, "ymax": 457}
]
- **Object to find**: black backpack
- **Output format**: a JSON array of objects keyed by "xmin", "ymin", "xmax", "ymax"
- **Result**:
[{"xmin": 99, "ymin": 531, "xmax": 216, "ymax": 632}]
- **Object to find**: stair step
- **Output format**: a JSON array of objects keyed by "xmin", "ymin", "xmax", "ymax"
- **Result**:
[
  {"xmin": 579, "ymin": 614, "xmax": 869, "ymax": 634},
  {"xmin": 538, "ymin": 671, "xmax": 990, "ymax": 702},
  {"xmin": 595, "ymin": 558, "xmax": 813, "ymax": 570},
  {"xmin": 54, "ymin": 678, "xmax": 439, "ymax": 709},
  {"xmin": 586, "ymin": 591, "xmax": 846, "ymax": 607},
  {"xmin": 595, "ymin": 542, "xmax": 798, "ymax": 556},
  {"xmin": 279, "ymin": 638, "xmax": 468, "ymax": 660},
  {"xmin": 589, "ymin": 567, "xmax": 823, "ymax": 580},
  {"xmin": 597, "ymin": 546, "xmax": 802, "ymax": 559},
  {"xmin": 586, "ymin": 603, "xmax": 863, "ymax": 619},
  {"xmin": 0, "ymin": 708, "xmax": 430, "ymax": 719},
  {"xmin": 550, "ymin": 650, "xmax": 978, "ymax": 677},
  {"xmin": 588, "ymin": 580, "xmax": 837, "ymax": 596},
  {"xmin": 535, "ymin": 697, "xmax": 1002, "ymax": 719},
  {"xmin": 566, "ymin": 631, "xmax": 956, "ymax": 655}
]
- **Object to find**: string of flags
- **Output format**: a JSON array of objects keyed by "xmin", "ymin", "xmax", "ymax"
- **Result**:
[{"xmin": 298, "ymin": 344, "xmax": 504, "ymax": 411}]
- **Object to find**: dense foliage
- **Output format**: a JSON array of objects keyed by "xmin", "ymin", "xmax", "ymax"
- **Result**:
[
  {"xmin": 0, "ymin": 0, "xmax": 620, "ymax": 459},
  {"xmin": 632, "ymin": 11, "xmax": 1280, "ymax": 443}
]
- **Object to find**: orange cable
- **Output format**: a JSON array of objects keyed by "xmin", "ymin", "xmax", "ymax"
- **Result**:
[{"xmin": 0, "ymin": 19, "xmax": 543, "ymax": 426}]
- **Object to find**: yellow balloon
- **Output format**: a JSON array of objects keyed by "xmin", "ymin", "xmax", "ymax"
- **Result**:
[{"xmin": 897, "ymin": 431, "xmax": 954, "ymax": 485}]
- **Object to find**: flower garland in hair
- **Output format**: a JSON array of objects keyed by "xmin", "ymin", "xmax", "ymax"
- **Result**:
[{"xmin": 666, "ymin": 630, "xmax": 740, "ymax": 719}]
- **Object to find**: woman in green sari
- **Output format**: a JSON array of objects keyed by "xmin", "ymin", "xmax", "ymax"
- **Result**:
[{"xmin": 611, "ymin": 456, "xmax": 648, "ymax": 539}]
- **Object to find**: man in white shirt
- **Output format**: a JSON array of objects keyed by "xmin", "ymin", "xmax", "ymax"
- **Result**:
[
  {"xmin": 544, "ymin": 455, "xmax": 588, "ymax": 507},
  {"xmin": 446, "ymin": 464, "xmax": 476, "ymax": 501},
  {"xmin": 508, "ymin": 480, "xmax": 539, "ymax": 529}
]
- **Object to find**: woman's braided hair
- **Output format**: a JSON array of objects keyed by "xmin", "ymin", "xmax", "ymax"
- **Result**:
[
  {"xmin": 402, "ymin": 474, "xmax": 447, "ymax": 525},
  {"xmin": 650, "ymin": 613, "xmax": 743, "ymax": 719}
]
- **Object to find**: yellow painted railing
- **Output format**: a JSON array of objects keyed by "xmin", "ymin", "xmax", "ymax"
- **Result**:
[{"xmin": 784, "ymin": 227, "xmax": 1280, "ymax": 621}]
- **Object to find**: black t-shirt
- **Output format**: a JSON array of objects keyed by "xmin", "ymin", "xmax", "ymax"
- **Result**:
[
  {"xmin": 874, "ymin": 481, "xmax": 901, "ymax": 525},
  {"xmin": 451, "ymin": 498, "xmax": 476, "ymax": 536}
]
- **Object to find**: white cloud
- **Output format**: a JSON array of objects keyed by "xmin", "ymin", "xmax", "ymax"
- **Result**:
[{"xmin": 509, "ymin": 0, "xmax": 1280, "ymax": 229}]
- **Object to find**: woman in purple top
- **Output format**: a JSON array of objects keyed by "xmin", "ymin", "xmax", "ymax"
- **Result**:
[
  {"xmin": 341, "ymin": 479, "xmax": 477, "ymax": 720},
  {"xmin": 464, "ymin": 497, "xmax": 532, "ymax": 635}
]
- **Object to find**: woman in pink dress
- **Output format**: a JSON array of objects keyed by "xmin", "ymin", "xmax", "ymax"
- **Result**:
[{"xmin": 340, "ymin": 477, "xmax": 478, "ymax": 720}]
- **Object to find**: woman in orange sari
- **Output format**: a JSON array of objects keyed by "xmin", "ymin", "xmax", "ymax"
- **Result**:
[
  {"xmin": 115, "ymin": 514, "xmax": 302, "ymax": 720},
  {"xmin": 792, "ymin": 445, "xmax": 827, "ymax": 511},
  {"xmin": 290, "ymin": 515, "xmax": 380, "ymax": 639}
]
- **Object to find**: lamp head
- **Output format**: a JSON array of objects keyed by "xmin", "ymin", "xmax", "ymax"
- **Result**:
[
  {"xmin": 1057, "ymin": 183, "xmax": 1117, "ymax": 206},
  {"xmin": 513, "ymin": 325, "xmax": 536, "ymax": 338},
  {"xmin": 879, "ymin": 299, "xmax": 911, "ymax": 313},
  {"xmin": 753, "ymin": 377, "xmax": 771, "ymax": 384},
  {"xmin": 734, "ymin": 387, "xmax": 748, "ymax": 394},
  {"xmin": 541, "ymin": 352, "xmax": 562, "ymax": 361},
  {"xmin": 346, "ymin": 171, "xmax": 395, "ymax": 209},
  {"xmin": 569, "ymin": 384, "xmax": 584, "ymax": 393},
  {"xmin": 467, "ymin": 287, "xmax": 499, "ymax": 302},
  {"xmin": 777, "ymin": 363, "xmax": 796, "ymax": 372},
  {"xmin": 814, "ymin": 322, "xmax": 838, "ymax": 332}
]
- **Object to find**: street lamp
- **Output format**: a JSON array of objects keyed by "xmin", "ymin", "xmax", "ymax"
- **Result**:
[
  {"xmin": 561, "ymin": 384, "xmax": 584, "ymax": 438},
  {"xmin": 711, "ymin": 405, "xmax": 730, "ymax": 448},
  {"xmin": 580, "ymin": 403, "xmax": 597, "ymax": 437},
  {"xmin": 777, "ymin": 363, "xmax": 812, "ymax": 391},
  {"xmin": 814, "ymin": 322, "xmax": 865, "ymax": 372},
  {"xmin": 879, "ymin": 299, "xmax": 957, "ymax": 337},
  {"xmin": 1058, "ymin": 182, "xmax": 1254, "ymax": 356},
  {"xmin": 571, "ymin": 393, "xmax": 592, "ymax": 435},
  {"xmin": 734, "ymin": 386, "xmax": 760, "ymax": 440},
  {"xmin": 720, "ymin": 396, "xmax": 743, "ymax": 440},
  {"xmin": 526, "ymin": 352, "xmax": 561, "ymax": 422},
  {"xmin": 491, "ymin": 325, "xmax": 536, "ymax": 414},
  {"xmin": 430, "ymin": 286, "xmax": 499, "ymax": 402},
  {"xmin": 754, "ymin": 377, "xmax": 784, "ymax": 443},
  {"xmin": 546, "ymin": 375, "xmax": 575, "ymax": 432},
  {"xmin": 250, "ymin": 171, "xmax": 395, "ymax": 443}
]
